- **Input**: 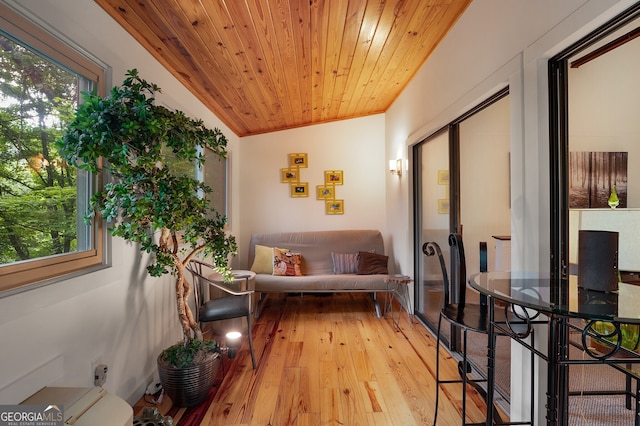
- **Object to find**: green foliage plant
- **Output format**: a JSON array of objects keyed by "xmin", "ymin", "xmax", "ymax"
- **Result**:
[
  {"xmin": 162, "ymin": 338, "xmax": 221, "ymax": 369},
  {"xmin": 56, "ymin": 69, "xmax": 237, "ymax": 365}
]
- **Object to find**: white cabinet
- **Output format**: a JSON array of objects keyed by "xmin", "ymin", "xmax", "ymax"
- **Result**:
[{"xmin": 492, "ymin": 235, "xmax": 511, "ymax": 271}]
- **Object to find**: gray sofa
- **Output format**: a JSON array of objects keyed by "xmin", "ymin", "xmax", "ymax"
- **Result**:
[{"xmin": 248, "ymin": 229, "xmax": 390, "ymax": 316}]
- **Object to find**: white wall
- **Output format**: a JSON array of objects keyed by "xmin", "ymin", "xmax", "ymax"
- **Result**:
[
  {"xmin": 460, "ymin": 96, "xmax": 511, "ymax": 277},
  {"xmin": 384, "ymin": 0, "xmax": 636, "ymax": 421},
  {"xmin": 235, "ymin": 114, "xmax": 391, "ymax": 270},
  {"xmin": 569, "ymin": 36, "xmax": 640, "ymax": 207},
  {"xmin": 0, "ymin": 0, "xmax": 241, "ymax": 405}
]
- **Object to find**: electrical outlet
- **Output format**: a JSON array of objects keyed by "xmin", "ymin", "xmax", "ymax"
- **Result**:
[
  {"xmin": 94, "ymin": 364, "xmax": 108, "ymax": 387},
  {"xmin": 145, "ymin": 380, "xmax": 162, "ymax": 395}
]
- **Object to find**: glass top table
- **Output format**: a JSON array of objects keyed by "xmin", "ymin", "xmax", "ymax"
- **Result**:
[
  {"xmin": 468, "ymin": 271, "xmax": 640, "ymax": 426},
  {"xmin": 469, "ymin": 271, "xmax": 640, "ymax": 324}
]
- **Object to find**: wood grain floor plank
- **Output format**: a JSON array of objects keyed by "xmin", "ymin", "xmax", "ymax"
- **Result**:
[{"xmin": 134, "ymin": 293, "xmax": 493, "ymax": 425}]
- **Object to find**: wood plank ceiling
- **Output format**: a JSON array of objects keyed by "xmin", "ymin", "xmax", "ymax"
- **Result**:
[{"xmin": 94, "ymin": 0, "xmax": 472, "ymax": 136}]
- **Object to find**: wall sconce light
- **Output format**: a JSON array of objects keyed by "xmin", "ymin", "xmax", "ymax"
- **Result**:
[
  {"xmin": 224, "ymin": 331, "xmax": 242, "ymax": 358},
  {"xmin": 389, "ymin": 159, "xmax": 403, "ymax": 176}
]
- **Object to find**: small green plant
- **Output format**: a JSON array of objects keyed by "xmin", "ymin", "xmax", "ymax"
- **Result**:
[
  {"xmin": 57, "ymin": 70, "xmax": 237, "ymax": 365},
  {"xmin": 162, "ymin": 339, "xmax": 221, "ymax": 369}
]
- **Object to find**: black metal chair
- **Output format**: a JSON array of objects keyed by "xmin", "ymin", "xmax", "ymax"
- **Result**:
[
  {"xmin": 423, "ymin": 233, "xmax": 498, "ymax": 425},
  {"xmin": 186, "ymin": 259, "xmax": 257, "ymax": 369}
]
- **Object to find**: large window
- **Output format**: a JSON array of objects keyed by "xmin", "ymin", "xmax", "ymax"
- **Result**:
[{"xmin": 0, "ymin": 4, "xmax": 106, "ymax": 291}]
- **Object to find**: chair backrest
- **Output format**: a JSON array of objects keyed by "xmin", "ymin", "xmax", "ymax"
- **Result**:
[
  {"xmin": 186, "ymin": 260, "xmax": 243, "ymax": 318},
  {"xmin": 449, "ymin": 233, "xmax": 467, "ymax": 308},
  {"xmin": 423, "ymin": 234, "xmax": 487, "ymax": 309},
  {"xmin": 479, "ymin": 241, "xmax": 487, "ymax": 306},
  {"xmin": 185, "ymin": 260, "xmax": 208, "ymax": 322},
  {"xmin": 422, "ymin": 240, "xmax": 451, "ymax": 306}
]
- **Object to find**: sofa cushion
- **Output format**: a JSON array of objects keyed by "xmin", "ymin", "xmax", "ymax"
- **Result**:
[
  {"xmin": 331, "ymin": 252, "xmax": 359, "ymax": 274},
  {"xmin": 254, "ymin": 273, "xmax": 389, "ymax": 292},
  {"xmin": 273, "ymin": 247, "xmax": 303, "ymax": 276},
  {"xmin": 357, "ymin": 251, "xmax": 389, "ymax": 275},
  {"xmin": 249, "ymin": 230, "xmax": 385, "ymax": 276},
  {"xmin": 251, "ymin": 244, "xmax": 275, "ymax": 274}
]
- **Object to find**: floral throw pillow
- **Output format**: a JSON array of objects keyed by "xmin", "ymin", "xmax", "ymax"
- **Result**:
[{"xmin": 273, "ymin": 247, "xmax": 303, "ymax": 276}]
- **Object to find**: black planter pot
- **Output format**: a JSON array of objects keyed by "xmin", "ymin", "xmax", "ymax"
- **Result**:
[{"xmin": 157, "ymin": 352, "xmax": 220, "ymax": 407}]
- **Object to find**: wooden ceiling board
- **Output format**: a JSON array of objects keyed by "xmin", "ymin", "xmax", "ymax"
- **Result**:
[
  {"xmin": 208, "ymin": 0, "xmax": 283, "ymax": 128},
  {"xmin": 94, "ymin": 0, "xmax": 472, "ymax": 136},
  {"xmin": 361, "ymin": 3, "xmax": 447, "ymax": 114},
  {"xmin": 157, "ymin": 0, "xmax": 258, "ymax": 131},
  {"xmin": 98, "ymin": 0, "xmax": 252, "ymax": 134},
  {"xmin": 181, "ymin": 0, "xmax": 266, "ymax": 125},
  {"xmin": 342, "ymin": 0, "xmax": 406, "ymax": 118},
  {"xmin": 336, "ymin": 0, "xmax": 387, "ymax": 118}
]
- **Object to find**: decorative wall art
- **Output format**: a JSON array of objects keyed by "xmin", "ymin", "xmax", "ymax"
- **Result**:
[
  {"xmin": 437, "ymin": 169, "xmax": 449, "ymax": 214},
  {"xmin": 281, "ymin": 168, "xmax": 299, "ymax": 182},
  {"xmin": 281, "ymin": 153, "xmax": 309, "ymax": 197},
  {"xmin": 437, "ymin": 199, "xmax": 449, "ymax": 215},
  {"xmin": 290, "ymin": 182, "xmax": 309, "ymax": 198},
  {"xmin": 318, "ymin": 170, "xmax": 344, "ymax": 214},
  {"xmin": 437, "ymin": 169, "xmax": 449, "ymax": 185},
  {"xmin": 325, "ymin": 170, "xmax": 343, "ymax": 185},
  {"xmin": 316, "ymin": 185, "xmax": 335, "ymax": 199},
  {"xmin": 289, "ymin": 153, "xmax": 308, "ymax": 168},
  {"xmin": 569, "ymin": 151, "xmax": 627, "ymax": 208},
  {"xmin": 326, "ymin": 199, "xmax": 344, "ymax": 215}
]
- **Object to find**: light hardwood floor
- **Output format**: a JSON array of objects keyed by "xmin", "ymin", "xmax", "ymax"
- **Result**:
[{"xmin": 135, "ymin": 292, "xmax": 493, "ymax": 425}]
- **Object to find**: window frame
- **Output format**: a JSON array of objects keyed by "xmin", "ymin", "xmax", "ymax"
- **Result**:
[{"xmin": 0, "ymin": 3, "xmax": 108, "ymax": 292}]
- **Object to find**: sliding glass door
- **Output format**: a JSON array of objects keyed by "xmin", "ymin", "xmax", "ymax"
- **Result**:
[
  {"xmin": 414, "ymin": 128, "xmax": 451, "ymax": 343},
  {"xmin": 414, "ymin": 90, "xmax": 510, "ymax": 339}
]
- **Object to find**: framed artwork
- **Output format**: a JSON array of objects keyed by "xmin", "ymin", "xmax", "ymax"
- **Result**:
[
  {"xmin": 325, "ymin": 199, "xmax": 344, "ymax": 215},
  {"xmin": 289, "ymin": 153, "xmax": 308, "ymax": 168},
  {"xmin": 290, "ymin": 182, "xmax": 309, "ymax": 197},
  {"xmin": 316, "ymin": 185, "xmax": 335, "ymax": 200},
  {"xmin": 437, "ymin": 199, "xmax": 449, "ymax": 214},
  {"xmin": 281, "ymin": 168, "xmax": 299, "ymax": 182},
  {"xmin": 325, "ymin": 170, "xmax": 343, "ymax": 185},
  {"xmin": 569, "ymin": 151, "xmax": 627, "ymax": 208},
  {"xmin": 437, "ymin": 170, "xmax": 449, "ymax": 185}
]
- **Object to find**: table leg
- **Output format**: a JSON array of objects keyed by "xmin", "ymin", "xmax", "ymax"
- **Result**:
[
  {"xmin": 487, "ymin": 298, "xmax": 496, "ymax": 426},
  {"xmin": 558, "ymin": 317, "xmax": 569, "ymax": 426},
  {"xmin": 635, "ymin": 377, "xmax": 640, "ymax": 426},
  {"xmin": 547, "ymin": 315, "xmax": 562, "ymax": 426},
  {"xmin": 386, "ymin": 280, "xmax": 413, "ymax": 330},
  {"xmin": 398, "ymin": 283, "xmax": 414, "ymax": 325}
]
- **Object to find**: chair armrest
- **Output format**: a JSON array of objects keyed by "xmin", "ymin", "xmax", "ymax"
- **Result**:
[
  {"xmin": 202, "ymin": 275, "xmax": 254, "ymax": 296},
  {"xmin": 186, "ymin": 260, "xmax": 254, "ymax": 297}
]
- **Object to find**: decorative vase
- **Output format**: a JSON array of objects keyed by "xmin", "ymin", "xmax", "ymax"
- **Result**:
[
  {"xmin": 589, "ymin": 321, "xmax": 640, "ymax": 355},
  {"xmin": 157, "ymin": 352, "xmax": 220, "ymax": 407},
  {"xmin": 608, "ymin": 185, "xmax": 619, "ymax": 209}
]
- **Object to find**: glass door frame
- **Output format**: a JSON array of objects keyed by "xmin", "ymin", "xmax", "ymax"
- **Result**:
[
  {"xmin": 548, "ymin": 3, "xmax": 640, "ymax": 289},
  {"xmin": 412, "ymin": 87, "xmax": 509, "ymax": 348}
]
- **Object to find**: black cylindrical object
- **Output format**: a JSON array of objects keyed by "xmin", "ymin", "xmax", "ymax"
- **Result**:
[{"xmin": 578, "ymin": 230, "xmax": 619, "ymax": 292}]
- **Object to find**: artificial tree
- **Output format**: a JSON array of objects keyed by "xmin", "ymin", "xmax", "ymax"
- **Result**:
[{"xmin": 57, "ymin": 69, "xmax": 237, "ymax": 361}]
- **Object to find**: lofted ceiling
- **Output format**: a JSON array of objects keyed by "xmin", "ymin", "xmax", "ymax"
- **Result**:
[{"xmin": 94, "ymin": 0, "xmax": 472, "ymax": 136}]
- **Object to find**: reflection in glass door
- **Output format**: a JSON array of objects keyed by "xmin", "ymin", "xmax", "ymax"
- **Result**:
[
  {"xmin": 414, "ymin": 129, "xmax": 451, "ymax": 343},
  {"xmin": 413, "ymin": 90, "xmax": 510, "ymax": 375}
]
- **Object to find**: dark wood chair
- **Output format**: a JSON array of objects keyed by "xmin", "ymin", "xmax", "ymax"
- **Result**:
[{"xmin": 186, "ymin": 259, "xmax": 256, "ymax": 369}]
